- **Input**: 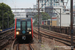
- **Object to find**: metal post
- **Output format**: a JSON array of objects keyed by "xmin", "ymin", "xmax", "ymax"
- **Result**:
[
  {"xmin": 51, "ymin": 12, "xmax": 52, "ymax": 30},
  {"xmin": 63, "ymin": 0, "xmax": 64, "ymax": 6},
  {"xmin": 70, "ymin": 0, "xmax": 74, "ymax": 50},
  {"xmin": 38, "ymin": 0, "xmax": 41, "ymax": 43},
  {"xmin": 60, "ymin": 9, "xmax": 61, "ymax": 33}
]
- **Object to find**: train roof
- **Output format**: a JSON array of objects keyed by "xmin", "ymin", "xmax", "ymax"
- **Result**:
[{"xmin": 16, "ymin": 18, "xmax": 32, "ymax": 21}]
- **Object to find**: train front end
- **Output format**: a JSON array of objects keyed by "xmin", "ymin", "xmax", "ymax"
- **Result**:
[{"xmin": 14, "ymin": 18, "xmax": 33, "ymax": 42}]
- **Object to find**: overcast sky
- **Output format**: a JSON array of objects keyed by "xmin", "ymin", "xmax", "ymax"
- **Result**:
[
  {"xmin": 0, "ymin": 0, "xmax": 36, "ymax": 8},
  {"xmin": 0, "ymin": 0, "xmax": 75, "ymax": 8}
]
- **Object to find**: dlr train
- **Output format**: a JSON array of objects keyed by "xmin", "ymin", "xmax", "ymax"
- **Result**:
[{"xmin": 14, "ymin": 18, "xmax": 33, "ymax": 42}]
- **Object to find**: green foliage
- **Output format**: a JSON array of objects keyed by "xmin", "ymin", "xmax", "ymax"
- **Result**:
[
  {"xmin": 0, "ymin": 3, "xmax": 14, "ymax": 29},
  {"xmin": 33, "ymin": 20, "xmax": 37, "ymax": 26},
  {"xmin": 33, "ymin": 12, "xmax": 50, "ymax": 26},
  {"xmin": 34, "ymin": 12, "xmax": 50, "ymax": 20},
  {"xmin": 41, "ymin": 12, "xmax": 50, "ymax": 20}
]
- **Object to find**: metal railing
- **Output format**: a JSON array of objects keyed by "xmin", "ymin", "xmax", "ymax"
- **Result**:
[
  {"xmin": 0, "ymin": 26, "xmax": 15, "ymax": 33},
  {"xmin": 40, "ymin": 25, "xmax": 71, "ymax": 35}
]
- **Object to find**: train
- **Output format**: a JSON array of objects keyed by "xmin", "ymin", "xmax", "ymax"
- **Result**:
[
  {"xmin": 42, "ymin": 19, "xmax": 57, "ymax": 26},
  {"xmin": 14, "ymin": 18, "xmax": 33, "ymax": 42}
]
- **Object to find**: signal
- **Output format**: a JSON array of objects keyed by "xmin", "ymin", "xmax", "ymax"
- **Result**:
[{"xmin": 26, "ymin": 15, "xmax": 28, "ymax": 18}]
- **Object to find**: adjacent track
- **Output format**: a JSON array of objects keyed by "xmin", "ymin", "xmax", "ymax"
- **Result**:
[
  {"xmin": 33, "ymin": 27, "xmax": 75, "ymax": 46},
  {"xmin": 0, "ymin": 30, "xmax": 14, "ymax": 50}
]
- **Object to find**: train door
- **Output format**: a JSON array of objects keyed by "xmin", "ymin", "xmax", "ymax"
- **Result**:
[{"xmin": 21, "ymin": 21, "xmax": 27, "ymax": 35}]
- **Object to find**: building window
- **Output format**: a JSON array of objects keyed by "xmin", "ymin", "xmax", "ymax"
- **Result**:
[
  {"xmin": 61, "ymin": 0, "xmax": 63, "ymax": 2},
  {"xmin": 54, "ymin": 4, "xmax": 55, "ymax": 6},
  {"xmin": 54, "ymin": 0, "xmax": 55, "ymax": 2},
  {"xmin": 41, "ymin": 4, "xmax": 43, "ymax": 7},
  {"xmin": 55, "ymin": 0, "xmax": 59, "ymax": 2},
  {"xmin": 45, "ymin": 0, "xmax": 46, "ymax": 3},
  {"xmin": 42, "ymin": 0, "xmax": 43, "ymax": 3},
  {"xmin": 56, "ymin": 3, "xmax": 59, "ymax": 6},
  {"xmin": 45, "ymin": 4, "xmax": 46, "ymax": 6}
]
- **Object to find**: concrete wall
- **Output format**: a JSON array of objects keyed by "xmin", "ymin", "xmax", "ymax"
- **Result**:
[
  {"xmin": 57, "ymin": 14, "xmax": 70, "ymax": 27},
  {"xmin": 61, "ymin": 14, "xmax": 70, "ymax": 26}
]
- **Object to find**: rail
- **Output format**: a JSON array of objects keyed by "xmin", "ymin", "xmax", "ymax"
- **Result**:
[
  {"xmin": 16, "ymin": 44, "xmax": 34, "ymax": 50},
  {"xmin": 33, "ymin": 27, "xmax": 75, "ymax": 47},
  {"xmin": 36, "ymin": 25, "xmax": 71, "ymax": 35},
  {"xmin": 0, "ymin": 30, "xmax": 14, "ymax": 50},
  {"xmin": 29, "ymin": 44, "xmax": 34, "ymax": 50}
]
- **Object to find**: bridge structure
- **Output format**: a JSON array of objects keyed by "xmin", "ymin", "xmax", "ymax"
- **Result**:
[{"xmin": 11, "ymin": 8, "xmax": 38, "ymax": 19}]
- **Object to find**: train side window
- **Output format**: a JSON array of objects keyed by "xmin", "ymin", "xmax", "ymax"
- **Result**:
[
  {"xmin": 16, "ymin": 21, "xmax": 21, "ymax": 30},
  {"xmin": 27, "ymin": 21, "xmax": 31, "ymax": 30}
]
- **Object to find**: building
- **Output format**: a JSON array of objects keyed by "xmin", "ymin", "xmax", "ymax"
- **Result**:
[
  {"xmin": 36, "ymin": 0, "xmax": 65, "ymax": 18},
  {"xmin": 13, "ymin": 12, "xmax": 26, "ymax": 19},
  {"xmin": 35, "ymin": 0, "xmax": 71, "ymax": 27},
  {"xmin": 42, "ymin": 13, "xmax": 70, "ymax": 27},
  {"xmin": 42, "ymin": 7, "xmax": 70, "ymax": 27},
  {"xmin": 33, "ymin": 5, "xmax": 37, "ymax": 8},
  {"xmin": 37, "ymin": 0, "xmax": 63, "ymax": 8}
]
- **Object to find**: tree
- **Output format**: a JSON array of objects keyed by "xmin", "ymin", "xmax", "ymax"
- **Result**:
[
  {"xmin": 0, "ymin": 3, "xmax": 14, "ymax": 29},
  {"xmin": 33, "ymin": 12, "xmax": 50, "ymax": 26}
]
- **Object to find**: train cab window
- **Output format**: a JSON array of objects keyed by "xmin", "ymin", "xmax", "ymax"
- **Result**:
[
  {"xmin": 16, "ymin": 21, "xmax": 21, "ymax": 30},
  {"xmin": 22, "ymin": 22, "xmax": 26, "ymax": 30},
  {"xmin": 27, "ymin": 21, "xmax": 31, "ymax": 30}
]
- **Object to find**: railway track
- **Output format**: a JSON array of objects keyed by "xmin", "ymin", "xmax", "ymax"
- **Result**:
[
  {"xmin": 33, "ymin": 27, "xmax": 75, "ymax": 46},
  {"xmin": 11, "ymin": 39, "xmax": 34, "ymax": 50},
  {"xmin": 0, "ymin": 30, "xmax": 14, "ymax": 50},
  {"xmin": 16, "ymin": 43, "xmax": 19, "ymax": 50},
  {"xmin": 34, "ymin": 27, "xmax": 75, "ymax": 39},
  {"xmin": 29, "ymin": 44, "xmax": 34, "ymax": 50},
  {"xmin": 16, "ymin": 43, "xmax": 34, "ymax": 50}
]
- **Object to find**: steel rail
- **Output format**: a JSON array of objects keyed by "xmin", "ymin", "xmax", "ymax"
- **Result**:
[
  {"xmin": 0, "ymin": 30, "xmax": 14, "ymax": 50},
  {"xmin": 16, "ymin": 43, "xmax": 19, "ymax": 50},
  {"xmin": 33, "ymin": 29, "xmax": 75, "ymax": 47},
  {"xmin": 34, "ymin": 31, "xmax": 71, "ymax": 46},
  {"xmin": 34, "ymin": 27, "xmax": 75, "ymax": 39},
  {"xmin": 29, "ymin": 44, "xmax": 34, "ymax": 50}
]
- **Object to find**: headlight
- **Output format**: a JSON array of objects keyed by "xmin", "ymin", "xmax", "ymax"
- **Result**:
[
  {"xmin": 29, "ymin": 32, "xmax": 31, "ymax": 34},
  {"xmin": 16, "ymin": 32, "xmax": 19, "ymax": 35}
]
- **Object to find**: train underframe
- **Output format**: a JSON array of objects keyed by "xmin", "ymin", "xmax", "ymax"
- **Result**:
[{"xmin": 16, "ymin": 35, "xmax": 33, "ymax": 43}]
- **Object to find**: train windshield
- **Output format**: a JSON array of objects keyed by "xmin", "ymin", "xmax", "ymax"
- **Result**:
[
  {"xmin": 22, "ymin": 21, "xmax": 26, "ymax": 30},
  {"xmin": 27, "ymin": 21, "xmax": 31, "ymax": 30},
  {"xmin": 16, "ymin": 21, "xmax": 21, "ymax": 30}
]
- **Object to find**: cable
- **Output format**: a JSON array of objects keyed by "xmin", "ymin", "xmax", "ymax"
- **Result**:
[{"xmin": 66, "ymin": 0, "xmax": 69, "ymax": 6}]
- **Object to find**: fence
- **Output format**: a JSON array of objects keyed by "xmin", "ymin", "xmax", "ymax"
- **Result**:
[
  {"xmin": 0, "ymin": 26, "xmax": 15, "ymax": 33},
  {"xmin": 40, "ymin": 25, "xmax": 72, "ymax": 35}
]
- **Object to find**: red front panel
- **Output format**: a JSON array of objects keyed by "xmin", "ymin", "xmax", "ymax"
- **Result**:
[
  {"xmin": 31, "ymin": 18, "xmax": 33, "ymax": 39},
  {"xmin": 15, "ymin": 18, "xmax": 17, "ymax": 39}
]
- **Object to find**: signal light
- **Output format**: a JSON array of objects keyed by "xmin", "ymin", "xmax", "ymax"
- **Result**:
[{"xmin": 26, "ymin": 15, "xmax": 28, "ymax": 18}]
